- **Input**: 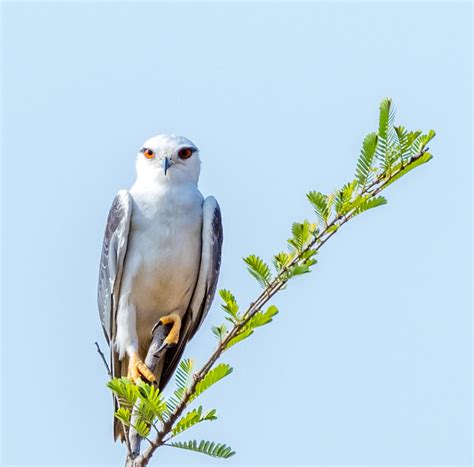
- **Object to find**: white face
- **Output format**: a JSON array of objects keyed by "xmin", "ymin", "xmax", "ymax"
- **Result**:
[{"xmin": 135, "ymin": 134, "xmax": 201, "ymax": 185}]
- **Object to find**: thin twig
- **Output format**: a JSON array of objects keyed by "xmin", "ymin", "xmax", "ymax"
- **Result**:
[
  {"xmin": 95, "ymin": 341, "xmax": 133, "ymax": 456},
  {"xmin": 95, "ymin": 341, "xmax": 112, "ymax": 378}
]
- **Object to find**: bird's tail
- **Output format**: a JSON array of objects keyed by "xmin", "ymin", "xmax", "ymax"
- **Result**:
[{"xmin": 113, "ymin": 354, "xmax": 128, "ymax": 442}]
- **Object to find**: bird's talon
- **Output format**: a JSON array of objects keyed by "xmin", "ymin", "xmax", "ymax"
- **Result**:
[
  {"xmin": 128, "ymin": 352, "xmax": 156, "ymax": 383},
  {"xmin": 158, "ymin": 312, "xmax": 182, "ymax": 346}
]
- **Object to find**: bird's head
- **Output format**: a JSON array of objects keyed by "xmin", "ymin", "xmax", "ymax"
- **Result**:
[{"xmin": 135, "ymin": 134, "xmax": 201, "ymax": 185}]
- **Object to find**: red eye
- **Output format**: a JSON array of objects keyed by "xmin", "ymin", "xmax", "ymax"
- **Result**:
[
  {"xmin": 143, "ymin": 148, "xmax": 155, "ymax": 159},
  {"xmin": 178, "ymin": 147, "xmax": 193, "ymax": 160}
]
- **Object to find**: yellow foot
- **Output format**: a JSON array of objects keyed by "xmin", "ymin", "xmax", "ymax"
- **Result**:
[
  {"xmin": 127, "ymin": 351, "xmax": 156, "ymax": 383},
  {"xmin": 159, "ymin": 312, "xmax": 182, "ymax": 346},
  {"xmin": 152, "ymin": 312, "xmax": 182, "ymax": 356}
]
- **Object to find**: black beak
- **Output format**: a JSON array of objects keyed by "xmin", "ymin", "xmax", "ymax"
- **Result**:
[{"xmin": 164, "ymin": 157, "xmax": 171, "ymax": 175}]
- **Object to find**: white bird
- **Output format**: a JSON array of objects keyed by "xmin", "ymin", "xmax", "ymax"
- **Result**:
[{"xmin": 98, "ymin": 134, "xmax": 223, "ymax": 440}]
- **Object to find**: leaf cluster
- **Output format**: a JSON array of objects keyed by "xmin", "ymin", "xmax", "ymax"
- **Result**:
[{"xmin": 107, "ymin": 357, "xmax": 234, "ymax": 458}]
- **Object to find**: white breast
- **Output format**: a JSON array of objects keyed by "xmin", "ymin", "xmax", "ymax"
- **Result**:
[{"xmin": 123, "ymin": 181, "xmax": 204, "ymax": 346}]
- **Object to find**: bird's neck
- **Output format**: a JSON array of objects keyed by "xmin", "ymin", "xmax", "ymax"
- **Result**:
[{"xmin": 130, "ymin": 177, "xmax": 200, "ymax": 205}]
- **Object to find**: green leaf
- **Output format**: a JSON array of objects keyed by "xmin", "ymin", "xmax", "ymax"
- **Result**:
[
  {"xmin": 190, "ymin": 363, "xmax": 233, "ymax": 402},
  {"xmin": 394, "ymin": 125, "xmax": 416, "ymax": 163},
  {"xmin": 225, "ymin": 328, "xmax": 254, "ymax": 348},
  {"xmin": 211, "ymin": 323, "xmax": 228, "ymax": 341},
  {"xmin": 383, "ymin": 152, "xmax": 433, "ymax": 188},
  {"xmin": 288, "ymin": 264, "xmax": 311, "ymax": 277},
  {"xmin": 167, "ymin": 440, "xmax": 235, "ymax": 458},
  {"xmin": 325, "ymin": 224, "xmax": 339, "ymax": 235},
  {"xmin": 307, "ymin": 191, "xmax": 331, "ymax": 225},
  {"xmin": 166, "ymin": 359, "xmax": 194, "ymax": 416},
  {"xmin": 376, "ymin": 98, "xmax": 397, "ymax": 172},
  {"xmin": 219, "ymin": 289, "xmax": 240, "ymax": 322},
  {"xmin": 335, "ymin": 181, "xmax": 358, "ymax": 216},
  {"xmin": 133, "ymin": 419, "xmax": 150, "ymax": 438},
  {"xmin": 173, "ymin": 408, "xmax": 203, "ymax": 435},
  {"xmin": 247, "ymin": 305, "xmax": 279, "ymax": 329},
  {"xmin": 355, "ymin": 132, "xmax": 378, "ymax": 187},
  {"xmin": 136, "ymin": 381, "xmax": 166, "ymax": 420},
  {"xmin": 107, "ymin": 378, "xmax": 139, "ymax": 409},
  {"xmin": 175, "ymin": 359, "xmax": 194, "ymax": 393},
  {"xmin": 354, "ymin": 196, "xmax": 387, "ymax": 215},
  {"xmin": 272, "ymin": 251, "xmax": 294, "ymax": 273},
  {"xmin": 172, "ymin": 406, "xmax": 217, "ymax": 436},
  {"xmin": 203, "ymin": 408, "xmax": 218, "ymax": 421},
  {"xmin": 136, "ymin": 399, "xmax": 155, "ymax": 425},
  {"xmin": 244, "ymin": 255, "xmax": 272, "ymax": 288},
  {"xmin": 376, "ymin": 98, "xmax": 395, "ymax": 150},
  {"xmin": 226, "ymin": 305, "xmax": 279, "ymax": 348},
  {"xmin": 288, "ymin": 221, "xmax": 317, "ymax": 253},
  {"xmin": 420, "ymin": 129, "xmax": 436, "ymax": 151},
  {"xmin": 114, "ymin": 407, "xmax": 131, "ymax": 426}
]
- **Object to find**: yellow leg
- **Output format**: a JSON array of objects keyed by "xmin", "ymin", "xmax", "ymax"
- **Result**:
[
  {"xmin": 127, "ymin": 351, "xmax": 156, "ymax": 383},
  {"xmin": 159, "ymin": 312, "xmax": 182, "ymax": 346}
]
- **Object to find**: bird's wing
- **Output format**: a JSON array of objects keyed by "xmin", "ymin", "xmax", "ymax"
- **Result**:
[
  {"xmin": 97, "ymin": 190, "xmax": 133, "ymax": 364},
  {"xmin": 160, "ymin": 196, "xmax": 223, "ymax": 388}
]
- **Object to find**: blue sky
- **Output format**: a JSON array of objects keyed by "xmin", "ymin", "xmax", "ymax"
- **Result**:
[{"xmin": 1, "ymin": 2, "xmax": 472, "ymax": 466}]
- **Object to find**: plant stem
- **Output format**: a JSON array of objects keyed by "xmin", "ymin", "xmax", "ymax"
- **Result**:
[{"xmin": 135, "ymin": 148, "xmax": 429, "ymax": 465}]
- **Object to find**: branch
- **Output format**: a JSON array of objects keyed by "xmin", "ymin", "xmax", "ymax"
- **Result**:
[
  {"xmin": 135, "ymin": 147, "xmax": 432, "ymax": 465},
  {"xmin": 95, "ymin": 341, "xmax": 112, "ymax": 379}
]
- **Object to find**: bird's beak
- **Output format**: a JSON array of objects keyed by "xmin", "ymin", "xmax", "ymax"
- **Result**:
[{"xmin": 163, "ymin": 157, "xmax": 171, "ymax": 176}]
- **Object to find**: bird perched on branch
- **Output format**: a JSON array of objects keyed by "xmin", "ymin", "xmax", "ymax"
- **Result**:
[{"xmin": 97, "ymin": 135, "xmax": 223, "ymax": 440}]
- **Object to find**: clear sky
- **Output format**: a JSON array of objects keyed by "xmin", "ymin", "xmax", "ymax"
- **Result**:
[{"xmin": 1, "ymin": 2, "xmax": 471, "ymax": 466}]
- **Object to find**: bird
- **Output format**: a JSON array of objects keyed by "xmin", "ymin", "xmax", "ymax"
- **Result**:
[{"xmin": 97, "ymin": 134, "xmax": 223, "ymax": 440}]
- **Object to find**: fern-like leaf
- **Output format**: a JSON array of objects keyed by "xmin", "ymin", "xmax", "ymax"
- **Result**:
[
  {"xmin": 190, "ymin": 363, "xmax": 233, "ymax": 402},
  {"xmin": 355, "ymin": 132, "xmax": 378, "ymax": 187},
  {"xmin": 175, "ymin": 359, "xmax": 193, "ymax": 392},
  {"xmin": 354, "ymin": 196, "xmax": 387, "ymax": 215},
  {"xmin": 172, "ymin": 406, "xmax": 218, "ymax": 436},
  {"xmin": 136, "ymin": 381, "xmax": 166, "ymax": 421},
  {"xmin": 420, "ymin": 129, "xmax": 436, "ymax": 151},
  {"xmin": 133, "ymin": 419, "xmax": 151, "ymax": 438},
  {"xmin": 219, "ymin": 289, "xmax": 240, "ymax": 322},
  {"xmin": 212, "ymin": 323, "xmax": 228, "ymax": 341},
  {"xmin": 307, "ymin": 191, "xmax": 332, "ymax": 225},
  {"xmin": 114, "ymin": 407, "xmax": 131, "ymax": 426},
  {"xmin": 376, "ymin": 97, "xmax": 397, "ymax": 173},
  {"xmin": 383, "ymin": 152, "xmax": 433, "ymax": 188},
  {"xmin": 107, "ymin": 377, "xmax": 139, "ymax": 409},
  {"xmin": 167, "ymin": 440, "xmax": 235, "ymax": 458},
  {"xmin": 272, "ymin": 251, "xmax": 294, "ymax": 273},
  {"xmin": 335, "ymin": 181, "xmax": 358, "ymax": 216},
  {"xmin": 247, "ymin": 305, "xmax": 279, "ymax": 329},
  {"xmin": 226, "ymin": 328, "xmax": 254, "ymax": 348},
  {"xmin": 165, "ymin": 359, "xmax": 194, "ymax": 417},
  {"xmin": 244, "ymin": 255, "xmax": 272, "ymax": 288},
  {"xmin": 288, "ymin": 221, "xmax": 317, "ymax": 253}
]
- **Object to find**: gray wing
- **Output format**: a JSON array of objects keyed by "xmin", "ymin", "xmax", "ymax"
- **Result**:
[
  {"xmin": 97, "ymin": 190, "xmax": 133, "ymax": 348},
  {"xmin": 160, "ymin": 196, "xmax": 223, "ymax": 388}
]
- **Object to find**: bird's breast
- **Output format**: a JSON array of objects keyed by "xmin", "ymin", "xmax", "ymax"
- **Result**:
[{"xmin": 126, "ymin": 184, "xmax": 204, "ymax": 332}]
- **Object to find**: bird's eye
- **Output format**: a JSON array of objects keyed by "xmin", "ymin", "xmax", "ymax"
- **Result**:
[
  {"xmin": 143, "ymin": 148, "xmax": 155, "ymax": 159},
  {"xmin": 178, "ymin": 147, "xmax": 193, "ymax": 160}
]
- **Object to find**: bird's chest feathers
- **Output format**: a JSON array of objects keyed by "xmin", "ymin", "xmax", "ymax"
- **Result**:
[{"xmin": 128, "ymin": 184, "xmax": 203, "ymax": 311}]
